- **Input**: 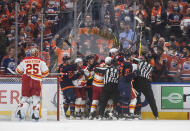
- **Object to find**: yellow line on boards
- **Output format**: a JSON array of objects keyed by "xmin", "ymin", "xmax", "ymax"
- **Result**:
[{"xmin": 142, "ymin": 112, "xmax": 189, "ymax": 120}]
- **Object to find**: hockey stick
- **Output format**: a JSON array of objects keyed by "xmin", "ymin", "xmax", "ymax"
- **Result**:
[{"xmin": 60, "ymin": 85, "xmax": 93, "ymax": 91}]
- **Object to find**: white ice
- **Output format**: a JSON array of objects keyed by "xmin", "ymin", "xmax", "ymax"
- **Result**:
[{"xmin": 0, "ymin": 120, "xmax": 190, "ymax": 131}]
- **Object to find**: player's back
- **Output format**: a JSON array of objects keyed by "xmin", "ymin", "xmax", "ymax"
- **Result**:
[{"xmin": 16, "ymin": 56, "xmax": 49, "ymax": 81}]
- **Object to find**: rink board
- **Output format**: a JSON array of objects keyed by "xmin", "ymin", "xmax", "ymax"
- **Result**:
[
  {"xmin": 0, "ymin": 80, "xmax": 58, "ymax": 120},
  {"xmin": 0, "ymin": 82, "xmax": 190, "ymax": 120}
]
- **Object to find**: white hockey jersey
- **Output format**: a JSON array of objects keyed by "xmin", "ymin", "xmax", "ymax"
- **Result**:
[{"xmin": 16, "ymin": 56, "xmax": 49, "ymax": 81}]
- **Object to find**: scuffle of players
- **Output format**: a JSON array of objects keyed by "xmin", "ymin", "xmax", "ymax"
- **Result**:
[{"xmin": 58, "ymin": 47, "xmax": 159, "ymax": 120}]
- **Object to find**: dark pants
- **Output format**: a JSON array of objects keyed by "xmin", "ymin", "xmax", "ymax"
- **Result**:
[
  {"xmin": 117, "ymin": 78, "xmax": 132, "ymax": 114},
  {"xmin": 61, "ymin": 83, "xmax": 75, "ymax": 113},
  {"xmin": 133, "ymin": 76, "xmax": 158, "ymax": 118},
  {"xmin": 99, "ymin": 83, "xmax": 119, "ymax": 116}
]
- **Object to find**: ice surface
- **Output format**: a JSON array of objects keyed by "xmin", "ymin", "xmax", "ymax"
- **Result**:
[{"xmin": 0, "ymin": 120, "xmax": 190, "ymax": 131}]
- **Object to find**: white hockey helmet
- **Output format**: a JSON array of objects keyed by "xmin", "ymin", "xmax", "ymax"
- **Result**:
[
  {"xmin": 105, "ymin": 57, "xmax": 112, "ymax": 65},
  {"xmin": 109, "ymin": 48, "xmax": 118, "ymax": 57},
  {"xmin": 75, "ymin": 58, "xmax": 83, "ymax": 63},
  {"xmin": 109, "ymin": 48, "xmax": 118, "ymax": 54}
]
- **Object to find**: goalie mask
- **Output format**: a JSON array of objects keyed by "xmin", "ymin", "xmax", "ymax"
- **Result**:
[{"xmin": 30, "ymin": 48, "xmax": 39, "ymax": 57}]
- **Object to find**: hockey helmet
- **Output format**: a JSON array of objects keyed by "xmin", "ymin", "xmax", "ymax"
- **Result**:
[
  {"xmin": 62, "ymin": 53, "xmax": 71, "ymax": 61},
  {"xmin": 109, "ymin": 48, "xmax": 118, "ymax": 56},
  {"xmin": 105, "ymin": 57, "xmax": 112, "ymax": 65},
  {"xmin": 86, "ymin": 55, "xmax": 94, "ymax": 61},
  {"xmin": 75, "ymin": 58, "xmax": 83, "ymax": 63}
]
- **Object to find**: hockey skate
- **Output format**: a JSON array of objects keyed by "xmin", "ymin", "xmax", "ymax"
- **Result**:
[
  {"xmin": 98, "ymin": 115, "xmax": 105, "ymax": 120},
  {"xmin": 80, "ymin": 112, "xmax": 86, "ymax": 119},
  {"xmin": 133, "ymin": 114, "xmax": 142, "ymax": 120},
  {"xmin": 104, "ymin": 111, "xmax": 110, "ymax": 119},
  {"xmin": 32, "ymin": 113, "xmax": 40, "ymax": 121},
  {"xmin": 125, "ymin": 113, "xmax": 134, "ymax": 120},
  {"xmin": 69, "ymin": 111, "xmax": 75, "ymax": 120},
  {"xmin": 108, "ymin": 110, "xmax": 119, "ymax": 120},
  {"xmin": 75, "ymin": 112, "xmax": 81, "ymax": 120},
  {"xmin": 65, "ymin": 113, "xmax": 70, "ymax": 119},
  {"xmin": 88, "ymin": 111, "xmax": 96, "ymax": 120},
  {"xmin": 16, "ymin": 110, "xmax": 25, "ymax": 121}
]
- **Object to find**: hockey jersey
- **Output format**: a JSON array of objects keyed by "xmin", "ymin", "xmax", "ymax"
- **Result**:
[
  {"xmin": 16, "ymin": 56, "xmax": 49, "ymax": 81},
  {"xmin": 92, "ymin": 67, "xmax": 107, "ymax": 87},
  {"xmin": 178, "ymin": 57, "xmax": 190, "ymax": 81},
  {"xmin": 72, "ymin": 66, "xmax": 87, "ymax": 87},
  {"xmin": 1, "ymin": 56, "xmax": 16, "ymax": 74},
  {"xmin": 166, "ymin": 55, "xmax": 179, "ymax": 77},
  {"xmin": 58, "ymin": 64, "xmax": 82, "ymax": 88}
]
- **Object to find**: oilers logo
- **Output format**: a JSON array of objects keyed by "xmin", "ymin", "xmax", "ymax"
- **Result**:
[
  {"xmin": 8, "ymin": 62, "xmax": 16, "ymax": 71},
  {"xmin": 171, "ymin": 60, "xmax": 177, "ymax": 69},
  {"xmin": 183, "ymin": 62, "xmax": 190, "ymax": 71}
]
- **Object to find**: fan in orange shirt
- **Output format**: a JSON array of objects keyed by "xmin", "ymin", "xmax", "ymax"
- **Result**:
[
  {"xmin": 51, "ymin": 34, "xmax": 71, "ymax": 67},
  {"xmin": 26, "ymin": 0, "xmax": 42, "ymax": 12}
]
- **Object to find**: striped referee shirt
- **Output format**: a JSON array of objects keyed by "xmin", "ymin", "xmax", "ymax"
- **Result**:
[
  {"xmin": 104, "ymin": 66, "xmax": 120, "ymax": 85},
  {"xmin": 138, "ymin": 60, "xmax": 153, "ymax": 79}
]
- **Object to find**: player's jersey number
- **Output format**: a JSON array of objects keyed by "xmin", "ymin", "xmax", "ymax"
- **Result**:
[{"xmin": 26, "ymin": 64, "xmax": 39, "ymax": 74}]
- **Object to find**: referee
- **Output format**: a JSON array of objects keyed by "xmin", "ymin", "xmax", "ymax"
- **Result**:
[
  {"xmin": 99, "ymin": 57, "xmax": 120, "ymax": 119},
  {"xmin": 133, "ymin": 55, "xmax": 159, "ymax": 119}
]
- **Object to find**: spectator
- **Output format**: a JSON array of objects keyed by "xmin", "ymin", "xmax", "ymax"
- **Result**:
[
  {"xmin": 151, "ymin": 0, "xmax": 167, "ymax": 36},
  {"xmin": 168, "ymin": 3, "xmax": 183, "ymax": 38},
  {"xmin": 119, "ymin": 22, "xmax": 136, "ymax": 51},
  {"xmin": 80, "ymin": 15, "xmax": 94, "ymax": 28},
  {"xmin": 151, "ymin": 36, "xmax": 165, "ymax": 49},
  {"xmin": 177, "ymin": 46, "xmax": 190, "ymax": 82},
  {"xmin": 135, "ymin": 3, "xmax": 148, "ymax": 21},
  {"xmin": 1, "ymin": 46, "xmax": 17, "ymax": 74},
  {"xmin": 100, "ymin": 15, "xmax": 113, "ymax": 32},
  {"xmin": 180, "ymin": 8, "xmax": 190, "ymax": 37},
  {"xmin": 51, "ymin": 34, "xmax": 71, "ymax": 67},
  {"xmin": 178, "ymin": 0, "xmax": 188, "ymax": 16},
  {"xmin": 165, "ymin": 45, "xmax": 180, "ymax": 82},
  {"xmin": 0, "ymin": 27, "xmax": 8, "ymax": 63},
  {"xmin": 41, "ymin": 41, "xmax": 51, "ymax": 67},
  {"xmin": 152, "ymin": 46, "xmax": 168, "ymax": 82},
  {"xmin": 118, "ymin": 20, "xmax": 125, "ymax": 33}
]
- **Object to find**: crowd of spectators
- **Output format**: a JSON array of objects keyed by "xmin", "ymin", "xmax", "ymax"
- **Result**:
[
  {"xmin": 0, "ymin": 0, "xmax": 74, "ymax": 74},
  {"xmin": 0, "ymin": 0, "xmax": 190, "ymax": 82}
]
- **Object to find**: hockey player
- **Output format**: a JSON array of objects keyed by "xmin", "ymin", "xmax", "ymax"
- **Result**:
[
  {"xmin": 83, "ymin": 55, "xmax": 96, "ymax": 113},
  {"xmin": 109, "ymin": 48, "xmax": 119, "ymax": 58},
  {"xmin": 109, "ymin": 48, "xmax": 124, "ymax": 66},
  {"xmin": 89, "ymin": 61, "xmax": 107, "ymax": 120},
  {"xmin": 15, "ymin": 48, "xmax": 49, "ymax": 121},
  {"xmin": 58, "ymin": 54, "xmax": 82, "ymax": 119},
  {"xmin": 117, "ymin": 55, "xmax": 135, "ymax": 119},
  {"xmin": 72, "ymin": 58, "xmax": 86, "ymax": 119}
]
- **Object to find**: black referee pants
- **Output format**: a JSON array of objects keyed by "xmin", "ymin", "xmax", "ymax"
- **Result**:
[
  {"xmin": 99, "ymin": 83, "xmax": 119, "ymax": 117},
  {"xmin": 133, "ymin": 76, "xmax": 158, "ymax": 118}
]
